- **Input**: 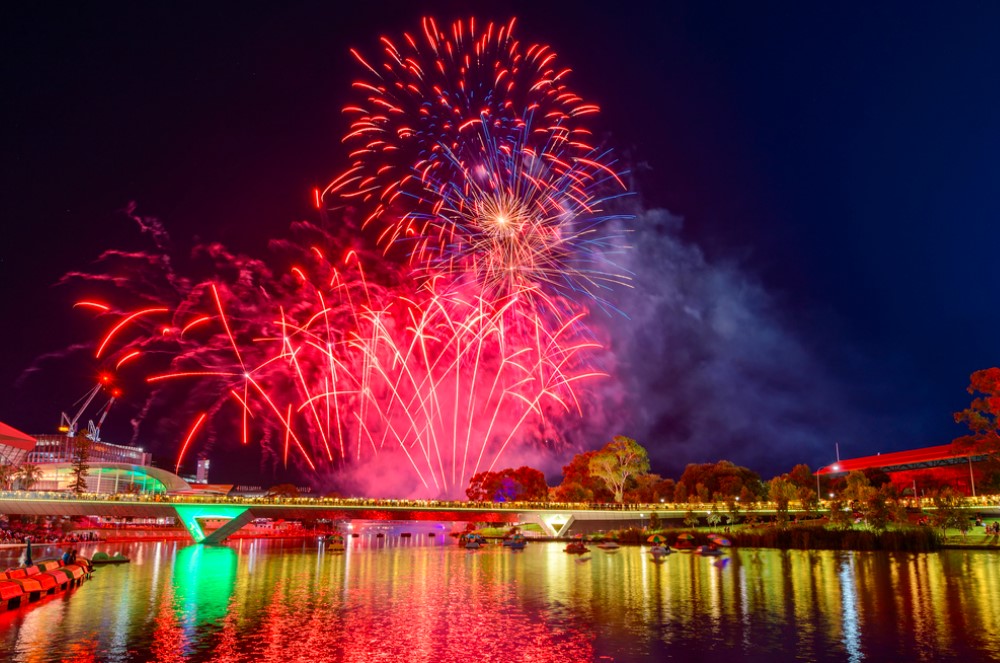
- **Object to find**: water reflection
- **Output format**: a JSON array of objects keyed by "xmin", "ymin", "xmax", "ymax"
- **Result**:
[{"xmin": 0, "ymin": 540, "xmax": 998, "ymax": 662}]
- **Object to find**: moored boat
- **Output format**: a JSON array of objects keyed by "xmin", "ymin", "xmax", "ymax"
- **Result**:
[
  {"xmin": 325, "ymin": 532, "xmax": 346, "ymax": 552},
  {"xmin": 91, "ymin": 551, "xmax": 130, "ymax": 565},
  {"xmin": 0, "ymin": 558, "xmax": 92, "ymax": 611}
]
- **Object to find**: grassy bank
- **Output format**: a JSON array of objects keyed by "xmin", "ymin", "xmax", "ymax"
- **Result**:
[{"xmin": 608, "ymin": 524, "xmax": 944, "ymax": 552}]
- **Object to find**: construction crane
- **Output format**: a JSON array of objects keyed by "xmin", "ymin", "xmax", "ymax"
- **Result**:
[
  {"xmin": 59, "ymin": 374, "xmax": 117, "ymax": 439},
  {"xmin": 86, "ymin": 388, "xmax": 120, "ymax": 442}
]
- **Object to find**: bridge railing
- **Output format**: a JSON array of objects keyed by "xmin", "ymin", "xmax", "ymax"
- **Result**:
[{"xmin": 2, "ymin": 490, "xmax": 1000, "ymax": 512}]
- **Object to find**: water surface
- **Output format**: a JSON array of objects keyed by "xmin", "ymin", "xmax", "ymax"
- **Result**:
[{"xmin": 0, "ymin": 534, "xmax": 998, "ymax": 662}]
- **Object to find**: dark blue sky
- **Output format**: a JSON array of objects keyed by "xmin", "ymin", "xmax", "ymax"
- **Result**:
[{"xmin": 2, "ymin": 2, "xmax": 998, "ymax": 484}]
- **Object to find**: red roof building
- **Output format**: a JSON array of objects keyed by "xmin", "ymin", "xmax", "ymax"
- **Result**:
[
  {"xmin": 0, "ymin": 421, "xmax": 36, "ymax": 465},
  {"xmin": 816, "ymin": 443, "xmax": 990, "ymax": 496}
]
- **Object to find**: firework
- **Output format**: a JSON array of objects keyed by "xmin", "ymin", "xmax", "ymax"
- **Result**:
[
  {"xmin": 326, "ymin": 17, "xmax": 632, "ymax": 303},
  {"xmin": 63, "ymin": 17, "xmax": 630, "ymax": 498}
]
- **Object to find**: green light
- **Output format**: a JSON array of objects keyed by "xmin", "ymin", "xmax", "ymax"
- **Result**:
[
  {"xmin": 172, "ymin": 544, "xmax": 238, "ymax": 627},
  {"xmin": 173, "ymin": 504, "xmax": 250, "ymax": 543}
]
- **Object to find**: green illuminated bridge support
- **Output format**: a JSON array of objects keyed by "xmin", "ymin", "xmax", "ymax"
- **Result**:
[
  {"xmin": 172, "ymin": 504, "xmax": 255, "ymax": 544},
  {"xmin": 1, "ymin": 493, "xmax": 998, "ymax": 544}
]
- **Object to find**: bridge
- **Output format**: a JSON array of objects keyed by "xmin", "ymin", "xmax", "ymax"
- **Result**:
[{"xmin": 0, "ymin": 492, "xmax": 996, "ymax": 544}]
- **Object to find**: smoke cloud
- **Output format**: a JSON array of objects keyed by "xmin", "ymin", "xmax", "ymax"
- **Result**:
[{"xmin": 604, "ymin": 208, "xmax": 875, "ymax": 478}]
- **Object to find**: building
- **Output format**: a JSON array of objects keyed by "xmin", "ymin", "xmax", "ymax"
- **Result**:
[
  {"xmin": 196, "ymin": 457, "xmax": 210, "ymax": 484},
  {"xmin": 23, "ymin": 432, "xmax": 177, "ymax": 495},
  {"xmin": 815, "ymin": 443, "xmax": 991, "ymax": 496},
  {"xmin": 32, "ymin": 462, "xmax": 192, "ymax": 494},
  {"xmin": 0, "ymin": 421, "xmax": 36, "ymax": 466},
  {"xmin": 27, "ymin": 434, "xmax": 151, "ymax": 466}
]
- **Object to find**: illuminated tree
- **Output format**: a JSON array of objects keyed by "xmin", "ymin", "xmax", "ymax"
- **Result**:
[
  {"xmin": 827, "ymin": 497, "xmax": 853, "ymax": 530},
  {"xmin": 930, "ymin": 487, "xmax": 968, "ymax": 539},
  {"xmin": 678, "ymin": 461, "xmax": 764, "ymax": 501},
  {"xmin": 843, "ymin": 470, "xmax": 876, "ymax": 506},
  {"xmin": 16, "ymin": 463, "xmax": 42, "ymax": 491},
  {"xmin": 625, "ymin": 474, "xmax": 674, "ymax": 504},
  {"xmin": 553, "ymin": 450, "xmax": 612, "ymax": 502},
  {"xmin": 266, "ymin": 484, "xmax": 300, "ymax": 498},
  {"xmin": 954, "ymin": 367, "xmax": 1000, "ymax": 459},
  {"xmin": 466, "ymin": 467, "xmax": 548, "ymax": 502},
  {"xmin": 786, "ymin": 464, "xmax": 815, "ymax": 490},
  {"xmin": 859, "ymin": 484, "xmax": 902, "ymax": 532},
  {"xmin": 68, "ymin": 437, "xmax": 92, "ymax": 494},
  {"xmin": 0, "ymin": 463, "xmax": 15, "ymax": 490},
  {"xmin": 796, "ymin": 487, "xmax": 819, "ymax": 516},
  {"xmin": 588, "ymin": 436, "xmax": 650, "ymax": 503},
  {"xmin": 767, "ymin": 477, "xmax": 797, "ymax": 526},
  {"xmin": 674, "ymin": 482, "xmax": 688, "ymax": 503}
]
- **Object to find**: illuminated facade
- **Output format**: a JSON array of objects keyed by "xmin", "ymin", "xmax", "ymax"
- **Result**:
[
  {"xmin": 33, "ymin": 462, "xmax": 191, "ymax": 494},
  {"xmin": 27, "ymin": 434, "xmax": 151, "ymax": 466}
]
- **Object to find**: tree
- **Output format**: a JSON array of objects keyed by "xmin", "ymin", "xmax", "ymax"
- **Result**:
[
  {"xmin": 68, "ymin": 437, "xmax": 92, "ymax": 494},
  {"xmin": 843, "ymin": 470, "xmax": 876, "ymax": 507},
  {"xmin": 795, "ymin": 487, "xmax": 818, "ymax": 517},
  {"xmin": 953, "ymin": 368, "xmax": 1000, "ymax": 460},
  {"xmin": 785, "ymin": 464, "xmax": 814, "ymax": 490},
  {"xmin": 624, "ymin": 474, "xmax": 674, "ymax": 504},
  {"xmin": 828, "ymin": 497, "xmax": 853, "ymax": 530},
  {"xmin": 588, "ymin": 436, "xmax": 650, "ymax": 503},
  {"xmin": 0, "ymin": 463, "xmax": 16, "ymax": 490},
  {"xmin": 466, "ymin": 467, "xmax": 548, "ymax": 502},
  {"xmin": 678, "ymin": 461, "xmax": 764, "ymax": 501},
  {"xmin": 859, "ymin": 484, "xmax": 899, "ymax": 532},
  {"xmin": 674, "ymin": 482, "xmax": 688, "ymax": 503},
  {"xmin": 725, "ymin": 497, "xmax": 741, "ymax": 525},
  {"xmin": 17, "ymin": 463, "xmax": 42, "ymax": 491},
  {"xmin": 931, "ymin": 488, "xmax": 969, "ymax": 539},
  {"xmin": 266, "ymin": 484, "xmax": 300, "ymax": 498},
  {"xmin": 550, "ymin": 481, "xmax": 590, "ymax": 502},
  {"xmin": 768, "ymin": 477, "xmax": 797, "ymax": 526},
  {"xmin": 553, "ymin": 450, "xmax": 612, "ymax": 502}
]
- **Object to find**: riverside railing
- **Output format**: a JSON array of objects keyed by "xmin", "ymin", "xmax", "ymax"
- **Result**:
[{"xmin": 2, "ymin": 490, "xmax": 999, "ymax": 512}]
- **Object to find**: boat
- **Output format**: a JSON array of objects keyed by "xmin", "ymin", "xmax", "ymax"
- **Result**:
[
  {"xmin": 695, "ymin": 545, "xmax": 724, "ymax": 557},
  {"xmin": 596, "ymin": 540, "xmax": 621, "ymax": 552},
  {"xmin": 0, "ymin": 558, "xmax": 92, "ymax": 611},
  {"xmin": 325, "ymin": 532, "xmax": 346, "ymax": 552},
  {"xmin": 564, "ymin": 541, "xmax": 589, "ymax": 554},
  {"xmin": 649, "ymin": 545, "xmax": 673, "ymax": 562},
  {"xmin": 90, "ymin": 552, "xmax": 130, "ymax": 565},
  {"xmin": 504, "ymin": 533, "xmax": 527, "ymax": 550},
  {"xmin": 462, "ymin": 533, "xmax": 484, "ymax": 549}
]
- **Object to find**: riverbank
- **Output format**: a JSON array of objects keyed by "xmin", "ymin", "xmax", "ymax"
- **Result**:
[{"xmin": 600, "ymin": 523, "xmax": 1000, "ymax": 552}]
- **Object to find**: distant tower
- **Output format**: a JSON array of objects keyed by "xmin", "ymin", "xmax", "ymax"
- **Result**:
[{"xmin": 196, "ymin": 457, "xmax": 210, "ymax": 484}]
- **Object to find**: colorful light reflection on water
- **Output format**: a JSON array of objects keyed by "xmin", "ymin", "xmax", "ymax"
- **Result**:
[{"xmin": 0, "ymin": 535, "xmax": 999, "ymax": 662}]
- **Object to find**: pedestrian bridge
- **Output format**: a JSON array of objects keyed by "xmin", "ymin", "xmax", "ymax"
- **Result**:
[{"xmin": 0, "ymin": 492, "xmax": 995, "ymax": 544}]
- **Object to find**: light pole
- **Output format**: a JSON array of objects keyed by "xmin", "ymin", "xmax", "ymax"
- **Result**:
[{"xmin": 969, "ymin": 456, "xmax": 977, "ymax": 497}]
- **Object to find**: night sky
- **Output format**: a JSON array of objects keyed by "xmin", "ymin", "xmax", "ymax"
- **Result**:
[{"xmin": 3, "ymin": 2, "xmax": 999, "ymax": 487}]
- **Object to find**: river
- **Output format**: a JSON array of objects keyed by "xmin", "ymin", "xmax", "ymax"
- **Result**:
[{"xmin": 0, "ymin": 526, "xmax": 998, "ymax": 662}]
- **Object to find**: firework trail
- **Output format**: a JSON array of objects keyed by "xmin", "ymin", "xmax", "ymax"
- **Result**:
[{"xmin": 66, "ymin": 17, "xmax": 631, "ymax": 498}]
